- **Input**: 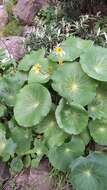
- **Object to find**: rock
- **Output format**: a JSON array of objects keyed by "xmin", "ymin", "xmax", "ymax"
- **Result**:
[
  {"xmin": 10, "ymin": 159, "xmax": 50, "ymax": 190},
  {"xmin": 0, "ymin": 0, "xmax": 3, "ymax": 5},
  {"xmin": 28, "ymin": 159, "xmax": 50, "ymax": 190},
  {"xmin": 0, "ymin": 162, "xmax": 10, "ymax": 183},
  {"xmin": 0, "ymin": 5, "xmax": 8, "ymax": 30},
  {"xmin": 13, "ymin": 0, "xmax": 47, "ymax": 25},
  {"xmin": 3, "ymin": 159, "xmax": 73, "ymax": 190},
  {"xmin": 0, "ymin": 36, "xmax": 26, "ymax": 61}
]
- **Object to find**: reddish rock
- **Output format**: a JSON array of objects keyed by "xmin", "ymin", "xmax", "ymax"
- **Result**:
[
  {"xmin": 0, "ymin": 5, "xmax": 8, "ymax": 30},
  {"xmin": 0, "ymin": 0, "xmax": 3, "ymax": 5},
  {"xmin": 13, "ymin": 0, "xmax": 47, "ymax": 25},
  {"xmin": 0, "ymin": 162, "xmax": 10, "ymax": 183},
  {"xmin": 28, "ymin": 160, "xmax": 50, "ymax": 190},
  {"xmin": 4, "ymin": 160, "xmax": 50, "ymax": 190},
  {"xmin": 0, "ymin": 36, "xmax": 26, "ymax": 61}
]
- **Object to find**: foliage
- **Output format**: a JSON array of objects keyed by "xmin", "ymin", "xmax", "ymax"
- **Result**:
[
  {"xmin": 1, "ymin": 36, "xmax": 107, "ymax": 190},
  {"xmin": 3, "ymin": 18, "xmax": 22, "ymax": 37},
  {"xmin": 25, "ymin": 5, "xmax": 107, "ymax": 52},
  {"xmin": 5, "ymin": 0, "xmax": 17, "ymax": 18},
  {"xmin": 3, "ymin": 1, "xmax": 22, "ymax": 37}
]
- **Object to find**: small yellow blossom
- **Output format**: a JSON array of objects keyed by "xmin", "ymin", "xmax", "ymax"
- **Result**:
[
  {"xmin": 54, "ymin": 47, "xmax": 63, "ymax": 56},
  {"xmin": 33, "ymin": 64, "xmax": 41, "ymax": 74},
  {"xmin": 58, "ymin": 59, "xmax": 64, "ymax": 65}
]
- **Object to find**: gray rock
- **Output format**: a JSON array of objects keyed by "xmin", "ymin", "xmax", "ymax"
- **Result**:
[
  {"xmin": 0, "ymin": 36, "xmax": 26, "ymax": 61},
  {"xmin": 0, "ymin": 161, "xmax": 10, "ymax": 183},
  {"xmin": 28, "ymin": 160, "xmax": 50, "ymax": 190},
  {"xmin": 0, "ymin": 5, "xmax": 8, "ymax": 30},
  {"xmin": 13, "ymin": 0, "xmax": 47, "ymax": 25}
]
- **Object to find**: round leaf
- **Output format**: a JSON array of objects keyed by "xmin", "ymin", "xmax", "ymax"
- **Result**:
[
  {"xmin": 49, "ymin": 36, "xmax": 93, "ymax": 62},
  {"xmin": 28, "ymin": 58, "xmax": 50, "ymax": 84},
  {"xmin": 89, "ymin": 119, "xmax": 107, "ymax": 146},
  {"xmin": 10, "ymin": 157, "xmax": 23, "ymax": 173},
  {"xmin": 52, "ymin": 62, "xmax": 97, "ymax": 106},
  {"xmin": 79, "ymin": 129, "xmax": 90, "ymax": 146},
  {"xmin": 80, "ymin": 46, "xmax": 107, "ymax": 81},
  {"xmin": 35, "ymin": 112, "xmax": 68, "ymax": 148},
  {"xmin": 14, "ymin": 84, "xmax": 52, "ymax": 127},
  {"xmin": 18, "ymin": 49, "xmax": 45, "ymax": 71},
  {"xmin": 0, "ymin": 71, "xmax": 27, "ymax": 107},
  {"xmin": 88, "ymin": 83, "xmax": 107, "ymax": 120},
  {"xmin": 48, "ymin": 136, "xmax": 85, "ymax": 171},
  {"xmin": 69, "ymin": 152, "xmax": 107, "ymax": 190},
  {"xmin": 55, "ymin": 99, "xmax": 88, "ymax": 135},
  {"xmin": 10, "ymin": 126, "xmax": 32, "ymax": 155},
  {"xmin": 0, "ymin": 103, "xmax": 7, "ymax": 117}
]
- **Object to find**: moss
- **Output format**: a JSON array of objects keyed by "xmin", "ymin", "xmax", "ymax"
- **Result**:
[
  {"xmin": 4, "ymin": 0, "xmax": 22, "ymax": 37},
  {"xmin": 5, "ymin": 0, "xmax": 17, "ymax": 19},
  {"xmin": 3, "ymin": 18, "xmax": 22, "ymax": 36}
]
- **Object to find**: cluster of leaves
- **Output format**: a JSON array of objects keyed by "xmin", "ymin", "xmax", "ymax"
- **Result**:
[
  {"xmin": 2, "ymin": 1, "xmax": 22, "ymax": 37},
  {"xmin": 25, "ymin": 5, "xmax": 107, "ymax": 53},
  {"xmin": 1, "ymin": 36, "xmax": 107, "ymax": 190},
  {"xmin": 71, "ymin": 15, "xmax": 107, "ymax": 48},
  {"xmin": 2, "ymin": 17, "xmax": 23, "ymax": 37},
  {"xmin": 25, "ymin": 5, "xmax": 68, "ymax": 52}
]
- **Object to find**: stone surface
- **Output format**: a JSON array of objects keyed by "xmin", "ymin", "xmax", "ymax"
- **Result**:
[
  {"xmin": 0, "ymin": 0, "xmax": 3, "ymax": 5},
  {"xmin": 4, "ymin": 160, "xmax": 50, "ymax": 190},
  {"xmin": 13, "ymin": 0, "xmax": 47, "ymax": 25},
  {"xmin": 0, "ymin": 5, "xmax": 8, "ymax": 30},
  {"xmin": 0, "ymin": 162, "xmax": 10, "ymax": 183},
  {"xmin": 3, "ymin": 159, "xmax": 73, "ymax": 190},
  {"xmin": 0, "ymin": 36, "xmax": 26, "ymax": 61}
]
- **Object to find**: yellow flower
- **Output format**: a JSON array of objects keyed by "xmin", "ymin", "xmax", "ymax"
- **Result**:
[
  {"xmin": 54, "ymin": 47, "xmax": 63, "ymax": 56},
  {"xmin": 58, "ymin": 59, "xmax": 64, "ymax": 65},
  {"xmin": 33, "ymin": 64, "xmax": 41, "ymax": 74}
]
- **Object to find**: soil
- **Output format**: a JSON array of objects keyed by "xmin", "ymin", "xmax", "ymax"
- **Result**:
[{"xmin": 0, "ymin": 160, "xmax": 73, "ymax": 190}]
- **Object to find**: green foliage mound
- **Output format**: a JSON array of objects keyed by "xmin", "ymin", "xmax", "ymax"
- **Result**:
[{"xmin": 1, "ymin": 36, "xmax": 107, "ymax": 190}]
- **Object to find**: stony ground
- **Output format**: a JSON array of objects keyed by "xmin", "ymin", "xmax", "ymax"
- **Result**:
[{"xmin": 0, "ymin": 160, "xmax": 73, "ymax": 190}]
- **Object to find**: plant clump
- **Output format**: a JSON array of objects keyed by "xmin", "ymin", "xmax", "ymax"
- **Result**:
[{"xmin": 0, "ymin": 36, "xmax": 107, "ymax": 190}]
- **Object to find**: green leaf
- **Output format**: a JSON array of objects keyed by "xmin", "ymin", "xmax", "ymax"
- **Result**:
[
  {"xmin": 23, "ymin": 155, "xmax": 31, "ymax": 168},
  {"xmin": 52, "ymin": 62, "xmax": 97, "ymax": 106},
  {"xmin": 0, "ymin": 103, "xmax": 7, "ymax": 117},
  {"xmin": 2, "ymin": 154, "xmax": 10, "ymax": 162},
  {"xmin": 55, "ymin": 99, "xmax": 88, "ymax": 135},
  {"xmin": 31, "ymin": 157, "xmax": 41, "ymax": 168},
  {"xmin": 10, "ymin": 157, "xmax": 23, "ymax": 173},
  {"xmin": 0, "ymin": 48, "xmax": 16, "ymax": 71},
  {"xmin": 88, "ymin": 83, "xmax": 107, "ymax": 120},
  {"xmin": 89, "ymin": 119, "xmax": 107, "ymax": 146},
  {"xmin": 0, "ymin": 71, "xmax": 27, "ymax": 107},
  {"xmin": 49, "ymin": 36, "xmax": 93, "ymax": 62},
  {"xmin": 0, "ymin": 130, "xmax": 7, "ymax": 155},
  {"xmin": 28, "ymin": 58, "xmax": 50, "ymax": 84},
  {"xmin": 80, "ymin": 46, "xmax": 107, "ymax": 81},
  {"xmin": 35, "ymin": 112, "xmax": 68, "ymax": 148},
  {"xmin": 18, "ymin": 49, "xmax": 45, "ymax": 71},
  {"xmin": 3, "ymin": 138, "xmax": 16, "ymax": 157},
  {"xmin": 79, "ymin": 129, "xmax": 90, "ymax": 146},
  {"xmin": 33, "ymin": 139, "xmax": 48, "ymax": 157},
  {"xmin": 48, "ymin": 136, "xmax": 85, "ymax": 172},
  {"xmin": 69, "ymin": 152, "xmax": 107, "ymax": 190},
  {"xmin": 14, "ymin": 84, "xmax": 52, "ymax": 127},
  {"xmin": 0, "ymin": 128, "xmax": 16, "ymax": 157},
  {"xmin": 0, "ymin": 123, "xmax": 6, "ymax": 131},
  {"xmin": 9, "ymin": 125, "xmax": 32, "ymax": 155}
]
